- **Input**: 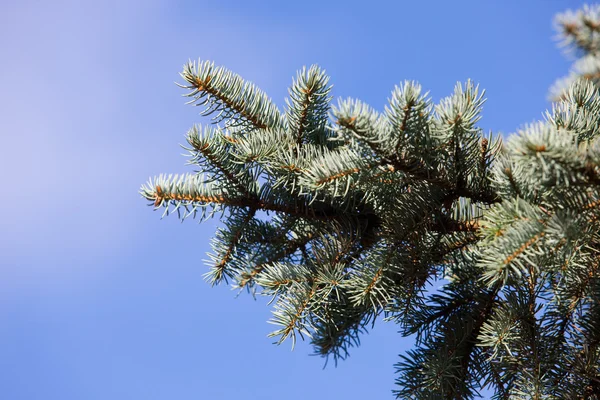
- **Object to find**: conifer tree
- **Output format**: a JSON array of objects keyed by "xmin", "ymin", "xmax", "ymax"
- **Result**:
[
  {"xmin": 141, "ymin": 5, "xmax": 600, "ymax": 398},
  {"xmin": 552, "ymin": 5, "xmax": 600, "ymax": 99}
]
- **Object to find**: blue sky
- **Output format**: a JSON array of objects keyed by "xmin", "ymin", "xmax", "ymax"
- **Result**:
[{"xmin": 0, "ymin": 1, "xmax": 589, "ymax": 398}]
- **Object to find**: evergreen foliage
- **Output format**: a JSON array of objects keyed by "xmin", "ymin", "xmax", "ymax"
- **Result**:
[
  {"xmin": 141, "ymin": 5, "xmax": 600, "ymax": 398},
  {"xmin": 551, "ymin": 4, "xmax": 600, "ymax": 100}
]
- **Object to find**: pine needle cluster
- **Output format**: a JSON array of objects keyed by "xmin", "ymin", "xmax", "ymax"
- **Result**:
[{"xmin": 141, "ymin": 5, "xmax": 600, "ymax": 398}]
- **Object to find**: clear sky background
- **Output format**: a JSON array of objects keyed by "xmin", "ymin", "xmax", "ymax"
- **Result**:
[{"xmin": 0, "ymin": 1, "xmax": 590, "ymax": 399}]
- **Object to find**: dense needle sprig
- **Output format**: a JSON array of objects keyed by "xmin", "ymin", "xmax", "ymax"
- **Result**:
[{"xmin": 141, "ymin": 5, "xmax": 600, "ymax": 398}]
